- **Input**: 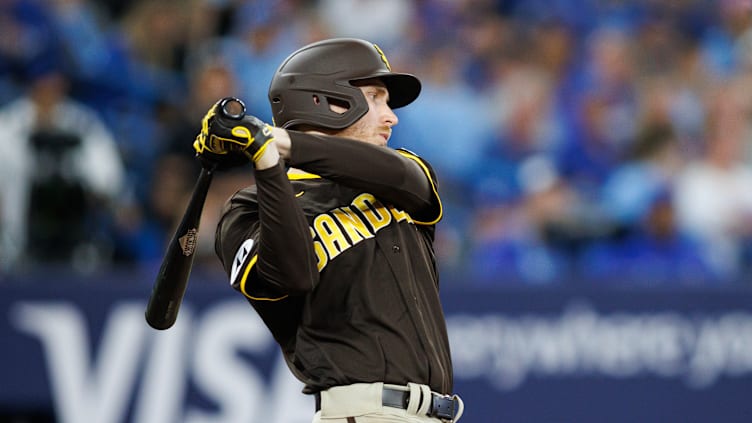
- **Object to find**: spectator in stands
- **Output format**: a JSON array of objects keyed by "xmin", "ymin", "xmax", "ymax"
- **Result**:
[
  {"xmin": 581, "ymin": 187, "xmax": 720, "ymax": 284},
  {"xmin": 555, "ymin": 26, "xmax": 638, "ymax": 199},
  {"xmin": 600, "ymin": 122, "xmax": 685, "ymax": 235},
  {"xmin": 466, "ymin": 155, "xmax": 573, "ymax": 285},
  {"xmin": 674, "ymin": 81, "xmax": 752, "ymax": 278},
  {"xmin": 700, "ymin": 0, "xmax": 752, "ymax": 79},
  {"xmin": 0, "ymin": 58, "xmax": 126, "ymax": 273}
]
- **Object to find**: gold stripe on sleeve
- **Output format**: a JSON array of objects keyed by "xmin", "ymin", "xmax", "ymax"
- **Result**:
[
  {"xmin": 239, "ymin": 254, "xmax": 289, "ymax": 302},
  {"xmin": 396, "ymin": 150, "xmax": 443, "ymax": 225}
]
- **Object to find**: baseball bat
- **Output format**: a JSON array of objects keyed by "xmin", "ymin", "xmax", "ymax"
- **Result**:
[
  {"xmin": 145, "ymin": 97, "xmax": 247, "ymax": 330},
  {"xmin": 145, "ymin": 165, "xmax": 214, "ymax": 330}
]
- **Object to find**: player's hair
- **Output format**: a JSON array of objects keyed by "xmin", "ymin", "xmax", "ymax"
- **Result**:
[{"xmin": 268, "ymin": 38, "xmax": 421, "ymax": 130}]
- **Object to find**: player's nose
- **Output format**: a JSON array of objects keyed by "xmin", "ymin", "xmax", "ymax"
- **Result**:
[{"xmin": 383, "ymin": 106, "xmax": 398, "ymax": 127}]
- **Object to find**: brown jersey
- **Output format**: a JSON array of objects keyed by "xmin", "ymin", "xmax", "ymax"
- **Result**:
[{"xmin": 214, "ymin": 131, "xmax": 453, "ymax": 395}]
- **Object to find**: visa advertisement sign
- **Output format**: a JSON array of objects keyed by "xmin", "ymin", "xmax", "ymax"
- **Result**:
[{"xmin": 2, "ymin": 278, "xmax": 751, "ymax": 423}]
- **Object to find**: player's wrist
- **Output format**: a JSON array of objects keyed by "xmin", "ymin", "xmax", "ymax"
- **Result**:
[
  {"xmin": 253, "ymin": 142, "xmax": 280, "ymax": 170},
  {"xmin": 271, "ymin": 127, "xmax": 292, "ymax": 160}
]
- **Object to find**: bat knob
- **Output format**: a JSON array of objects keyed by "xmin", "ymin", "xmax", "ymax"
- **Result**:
[{"xmin": 219, "ymin": 97, "xmax": 246, "ymax": 120}]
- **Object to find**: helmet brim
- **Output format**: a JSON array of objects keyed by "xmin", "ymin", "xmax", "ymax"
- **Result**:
[{"xmin": 352, "ymin": 72, "xmax": 421, "ymax": 109}]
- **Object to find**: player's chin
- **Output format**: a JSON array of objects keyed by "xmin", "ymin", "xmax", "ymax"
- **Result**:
[
  {"xmin": 360, "ymin": 138, "xmax": 386, "ymax": 147},
  {"xmin": 356, "ymin": 134, "xmax": 388, "ymax": 147},
  {"xmin": 374, "ymin": 134, "xmax": 389, "ymax": 147}
]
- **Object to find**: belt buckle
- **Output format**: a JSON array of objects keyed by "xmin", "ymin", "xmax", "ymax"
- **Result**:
[{"xmin": 429, "ymin": 393, "xmax": 456, "ymax": 420}]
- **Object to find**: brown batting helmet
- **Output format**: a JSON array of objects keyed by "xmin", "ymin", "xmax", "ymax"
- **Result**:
[{"xmin": 268, "ymin": 38, "xmax": 421, "ymax": 129}]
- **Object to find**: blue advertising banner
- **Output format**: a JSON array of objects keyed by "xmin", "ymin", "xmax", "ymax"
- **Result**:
[
  {"xmin": 2, "ymin": 273, "xmax": 751, "ymax": 423},
  {"xmin": 444, "ymin": 285, "xmax": 752, "ymax": 423}
]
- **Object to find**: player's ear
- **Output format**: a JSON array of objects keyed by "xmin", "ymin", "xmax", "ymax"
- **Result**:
[{"xmin": 325, "ymin": 97, "xmax": 350, "ymax": 114}]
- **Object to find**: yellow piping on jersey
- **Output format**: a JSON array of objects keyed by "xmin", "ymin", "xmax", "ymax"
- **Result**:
[
  {"xmin": 396, "ymin": 150, "xmax": 443, "ymax": 226},
  {"xmin": 239, "ymin": 254, "xmax": 289, "ymax": 302},
  {"xmin": 288, "ymin": 171, "xmax": 321, "ymax": 180}
]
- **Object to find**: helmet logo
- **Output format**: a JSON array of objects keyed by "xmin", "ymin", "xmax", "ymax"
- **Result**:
[{"xmin": 373, "ymin": 44, "xmax": 391, "ymax": 71}]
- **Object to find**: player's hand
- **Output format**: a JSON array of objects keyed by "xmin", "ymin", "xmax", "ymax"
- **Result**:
[{"xmin": 193, "ymin": 97, "xmax": 274, "ymax": 169}]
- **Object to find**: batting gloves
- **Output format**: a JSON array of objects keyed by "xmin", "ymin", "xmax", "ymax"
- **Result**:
[{"xmin": 193, "ymin": 97, "xmax": 274, "ymax": 169}]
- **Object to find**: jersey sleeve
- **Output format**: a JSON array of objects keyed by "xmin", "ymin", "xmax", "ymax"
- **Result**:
[
  {"xmin": 215, "ymin": 163, "xmax": 318, "ymax": 300},
  {"xmin": 286, "ymin": 131, "xmax": 443, "ymax": 224},
  {"xmin": 215, "ymin": 205, "xmax": 277, "ymax": 300}
]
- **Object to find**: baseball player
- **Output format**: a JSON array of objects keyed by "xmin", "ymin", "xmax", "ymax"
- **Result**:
[{"xmin": 193, "ymin": 38, "xmax": 464, "ymax": 422}]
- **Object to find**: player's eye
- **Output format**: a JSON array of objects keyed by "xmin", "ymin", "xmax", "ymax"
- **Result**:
[
  {"xmin": 372, "ymin": 91, "xmax": 389, "ymax": 104},
  {"xmin": 363, "ymin": 86, "xmax": 389, "ymax": 104}
]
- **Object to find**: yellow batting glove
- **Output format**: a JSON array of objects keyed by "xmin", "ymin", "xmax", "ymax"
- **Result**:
[{"xmin": 193, "ymin": 97, "xmax": 274, "ymax": 169}]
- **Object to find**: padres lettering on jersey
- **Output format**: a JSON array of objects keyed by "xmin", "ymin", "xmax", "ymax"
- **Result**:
[
  {"xmin": 230, "ymin": 187, "xmax": 422, "ymax": 301},
  {"xmin": 312, "ymin": 193, "xmax": 413, "ymax": 271}
]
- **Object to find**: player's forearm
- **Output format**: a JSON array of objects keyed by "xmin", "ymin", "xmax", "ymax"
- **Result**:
[
  {"xmin": 280, "ymin": 130, "xmax": 436, "ymax": 214},
  {"xmin": 254, "ymin": 163, "xmax": 318, "ymax": 294}
]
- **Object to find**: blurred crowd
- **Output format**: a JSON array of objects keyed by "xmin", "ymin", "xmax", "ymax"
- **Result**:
[{"xmin": 2, "ymin": 0, "xmax": 752, "ymax": 286}]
